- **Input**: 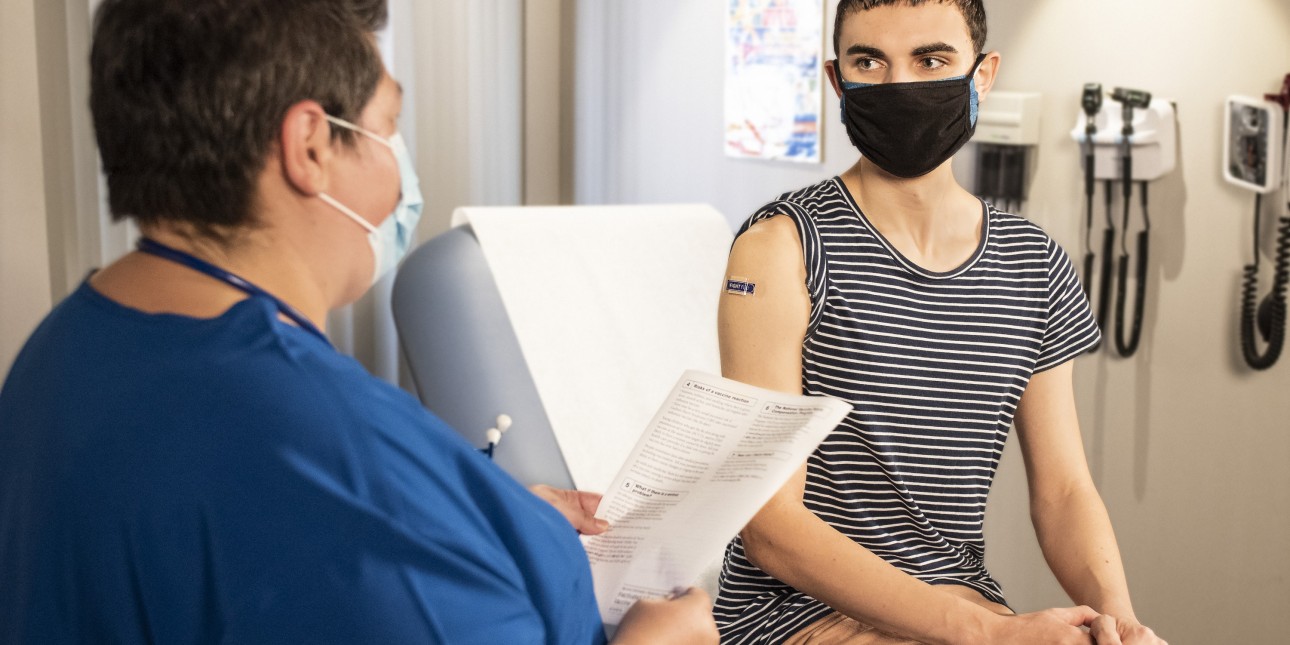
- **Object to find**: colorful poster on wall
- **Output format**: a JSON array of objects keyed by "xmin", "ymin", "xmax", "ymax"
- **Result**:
[{"xmin": 724, "ymin": 0, "xmax": 824, "ymax": 163}]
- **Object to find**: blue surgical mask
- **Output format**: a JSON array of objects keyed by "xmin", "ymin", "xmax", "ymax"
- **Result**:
[{"xmin": 318, "ymin": 115, "xmax": 424, "ymax": 286}]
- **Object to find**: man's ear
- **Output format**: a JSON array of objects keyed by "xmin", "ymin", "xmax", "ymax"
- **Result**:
[
  {"xmin": 278, "ymin": 100, "xmax": 334, "ymax": 197},
  {"xmin": 824, "ymin": 59, "xmax": 845, "ymax": 98},
  {"xmin": 973, "ymin": 51, "xmax": 1002, "ymax": 102}
]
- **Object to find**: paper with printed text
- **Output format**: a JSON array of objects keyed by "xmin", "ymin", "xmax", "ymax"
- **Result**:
[{"xmin": 583, "ymin": 370, "xmax": 851, "ymax": 626}]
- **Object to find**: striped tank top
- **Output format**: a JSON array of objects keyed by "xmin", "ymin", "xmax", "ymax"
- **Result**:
[{"xmin": 713, "ymin": 178, "xmax": 1100, "ymax": 644}]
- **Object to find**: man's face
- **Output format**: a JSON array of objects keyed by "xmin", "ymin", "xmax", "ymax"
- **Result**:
[{"xmin": 833, "ymin": 2, "xmax": 977, "ymax": 86}]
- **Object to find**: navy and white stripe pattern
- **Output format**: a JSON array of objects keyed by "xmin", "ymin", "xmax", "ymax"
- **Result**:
[{"xmin": 714, "ymin": 178, "xmax": 1100, "ymax": 644}]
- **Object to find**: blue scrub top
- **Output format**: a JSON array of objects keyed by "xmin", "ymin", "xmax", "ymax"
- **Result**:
[{"xmin": 0, "ymin": 281, "xmax": 607, "ymax": 644}]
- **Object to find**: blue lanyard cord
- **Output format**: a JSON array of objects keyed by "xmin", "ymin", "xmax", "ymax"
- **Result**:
[{"xmin": 135, "ymin": 237, "xmax": 331, "ymax": 345}]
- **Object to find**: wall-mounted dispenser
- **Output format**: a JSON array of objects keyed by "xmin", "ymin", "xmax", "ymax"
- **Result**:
[
  {"xmin": 973, "ymin": 91, "xmax": 1042, "ymax": 213},
  {"xmin": 977, "ymin": 91, "xmax": 1043, "ymax": 145}
]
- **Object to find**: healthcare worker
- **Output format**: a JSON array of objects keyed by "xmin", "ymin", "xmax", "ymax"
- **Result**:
[
  {"xmin": 713, "ymin": 1, "xmax": 1164, "ymax": 644},
  {"xmin": 0, "ymin": 0, "xmax": 716, "ymax": 643}
]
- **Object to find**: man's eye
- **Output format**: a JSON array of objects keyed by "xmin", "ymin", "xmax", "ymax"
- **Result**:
[
  {"xmin": 920, "ymin": 58, "xmax": 947, "ymax": 70},
  {"xmin": 857, "ymin": 58, "xmax": 880, "ymax": 71}
]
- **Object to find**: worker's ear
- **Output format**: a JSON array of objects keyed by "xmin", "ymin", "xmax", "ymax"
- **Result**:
[{"xmin": 278, "ymin": 100, "xmax": 336, "ymax": 196}]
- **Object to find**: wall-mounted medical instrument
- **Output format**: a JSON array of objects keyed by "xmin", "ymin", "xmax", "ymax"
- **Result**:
[
  {"xmin": 1077, "ymin": 84, "xmax": 1111, "ymax": 353},
  {"xmin": 1069, "ymin": 86, "xmax": 1177, "ymax": 358},
  {"xmin": 1224, "ymin": 75, "xmax": 1290, "ymax": 370},
  {"xmin": 973, "ymin": 91, "xmax": 1042, "ymax": 214},
  {"xmin": 1108, "ymin": 87, "xmax": 1153, "ymax": 357}
]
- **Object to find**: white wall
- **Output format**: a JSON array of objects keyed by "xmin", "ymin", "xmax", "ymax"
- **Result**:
[
  {"xmin": 574, "ymin": 1, "xmax": 858, "ymax": 216},
  {"xmin": 575, "ymin": 1, "xmax": 1290, "ymax": 642},
  {"xmin": 1, "ymin": 0, "xmax": 53, "ymax": 373}
]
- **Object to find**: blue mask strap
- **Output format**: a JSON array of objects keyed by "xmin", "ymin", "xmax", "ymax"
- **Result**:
[
  {"xmin": 968, "ymin": 53, "xmax": 987, "ymax": 127},
  {"xmin": 836, "ymin": 53, "xmax": 988, "ymax": 120}
]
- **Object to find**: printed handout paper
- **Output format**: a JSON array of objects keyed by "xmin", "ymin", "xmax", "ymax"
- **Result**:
[{"xmin": 584, "ymin": 370, "xmax": 851, "ymax": 626}]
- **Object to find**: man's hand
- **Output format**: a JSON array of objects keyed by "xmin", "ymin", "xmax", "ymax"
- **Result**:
[
  {"xmin": 611, "ymin": 587, "xmax": 719, "ymax": 645},
  {"xmin": 1089, "ymin": 614, "xmax": 1167, "ymax": 645},
  {"xmin": 528, "ymin": 484, "xmax": 610, "ymax": 535},
  {"xmin": 984, "ymin": 606, "xmax": 1099, "ymax": 645}
]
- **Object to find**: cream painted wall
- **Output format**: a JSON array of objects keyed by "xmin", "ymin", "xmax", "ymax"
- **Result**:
[
  {"xmin": 407, "ymin": 0, "xmax": 524, "ymax": 241},
  {"xmin": 523, "ymin": 0, "xmax": 568, "ymax": 205},
  {"xmin": 575, "ymin": 0, "xmax": 1290, "ymax": 642},
  {"xmin": 978, "ymin": 1, "xmax": 1290, "ymax": 642},
  {"xmin": 1, "ymin": 0, "xmax": 53, "ymax": 374}
]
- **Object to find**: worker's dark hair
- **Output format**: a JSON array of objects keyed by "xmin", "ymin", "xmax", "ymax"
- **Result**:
[
  {"xmin": 349, "ymin": 0, "xmax": 389, "ymax": 31},
  {"xmin": 90, "ymin": 0, "xmax": 384, "ymax": 239},
  {"xmin": 833, "ymin": 0, "xmax": 987, "ymax": 57}
]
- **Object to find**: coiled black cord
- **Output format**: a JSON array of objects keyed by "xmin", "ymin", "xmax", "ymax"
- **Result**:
[
  {"xmin": 1082, "ymin": 149, "xmax": 1096, "ymax": 300},
  {"xmin": 1114, "ymin": 182, "xmax": 1150, "ymax": 356},
  {"xmin": 1092, "ymin": 180, "xmax": 1117, "ymax": 353},
  {"xmin": 1240, "ymin": 193, "xmax": 1290, "ymax": 370},
  {"xmin": 1081, "ymin": 147, "xmax": 1105, "ymax": 353}
]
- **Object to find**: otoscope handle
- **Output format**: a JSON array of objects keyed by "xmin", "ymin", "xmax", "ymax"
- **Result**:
[
  {"xmin": 1084, "ymin": 152, "xmax": 1096, "ymax": 198},
  {"xmin": 1083, "ymin": 249, "xmax": 1103, "ymax": 354},
  {"xmin": 1096, "ymin": 228, "xmax": 1116, "ymax": 334},
  {"xmin": 1121, "ymin": 154, "xmax": 1133, "ymax": 199},
  {"xmin": 1082, "ymin": 252, "xmax": 1095, "ymax": 299}
]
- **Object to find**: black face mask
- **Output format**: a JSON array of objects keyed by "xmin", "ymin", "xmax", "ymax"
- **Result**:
[{"xmin": 836, "ymin": 54, "xmax": 986, "ymax": 179}]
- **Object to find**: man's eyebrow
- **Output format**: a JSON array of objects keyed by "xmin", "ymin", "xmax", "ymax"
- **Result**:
[
  {"xmin": 844, "ymin": 44, "xmax": 886, "ymax": 58},
  {"xmin": 911, "ymin": 42, "xmax": 959, "ymax": 56}
]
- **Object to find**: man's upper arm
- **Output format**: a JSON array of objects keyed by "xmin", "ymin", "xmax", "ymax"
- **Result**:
[
  {"xmin": 718, "ymin": 215, "xmax": 812, "ymax": 396},
  {"xmin": 1013, "ymin": 361, "xmax": 1097, "ymax": 503},
  {"xmin": 720, "ymin": 215, "xmax": 813, "ymax": 515}
]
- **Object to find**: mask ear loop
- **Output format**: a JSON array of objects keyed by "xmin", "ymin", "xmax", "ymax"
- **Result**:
[
  {"xmin": 317, "ymin": 114, "xmax": 400, "ymax": 234},
  {"xmin": 325, "ymin": 114, "xmax": 394, "ymax": 151},
  {"xmin": 318, "ymin": 193, "xmax": 379, "ymax": 234},
  {"xmin": 833, "ymin": 59, "xmax": 852, "ymax": 111},
  {"xmin": 325, "ymin": 113, "xmax": 403, "ymax": 203},
  {"xmin": 967, "ymin": 53, "xmax": 988, "ymax": 127},
  {"xmin": 833, "ymin": 59, "xmax": 851, "ymax": 86}
]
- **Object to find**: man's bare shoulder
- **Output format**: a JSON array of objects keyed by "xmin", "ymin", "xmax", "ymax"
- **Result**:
[{"xmin": 733, "ymin": 215, "xmax": 801, "ymax": 259}]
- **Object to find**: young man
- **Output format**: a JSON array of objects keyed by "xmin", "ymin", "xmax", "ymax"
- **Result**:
[{"xmin": 712, "ymin": 1, "xmax": 1165, "ymax": 644}]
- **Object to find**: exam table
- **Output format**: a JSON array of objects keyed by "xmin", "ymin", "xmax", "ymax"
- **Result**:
[{"xmin": 391, "ymin": 204, "xmax": 735, "ymax": 597}]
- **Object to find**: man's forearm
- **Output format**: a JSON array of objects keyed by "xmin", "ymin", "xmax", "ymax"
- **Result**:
[
  {"xmin": 1031, "ymin": 483, "xmax": 1136, "ymax": 620},
  {"xmin": 743, "ymin": 502, "xmax": 998, "ymax": 645}
]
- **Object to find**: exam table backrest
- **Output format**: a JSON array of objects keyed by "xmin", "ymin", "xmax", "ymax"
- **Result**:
[
  {"xmin": 391, "ymin": 204, "xmax": 733, "ymax": 492},
  {"xmin": 392, "ymin": 224, "xmax": 575, "ymax": 489}
]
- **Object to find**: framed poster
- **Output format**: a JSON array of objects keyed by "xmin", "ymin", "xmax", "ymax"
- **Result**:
[{"xmin": 724, "ymin": 0, "xmax": 824, "ymax": 163}]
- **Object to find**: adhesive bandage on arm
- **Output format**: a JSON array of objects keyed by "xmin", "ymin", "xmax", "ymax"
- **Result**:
[{"xmin": 725, "ymin": 277, "xmax": 757, "ymax": 297}]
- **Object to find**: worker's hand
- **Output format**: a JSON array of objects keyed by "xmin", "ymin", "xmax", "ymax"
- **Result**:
[
  {"xmin": 528, "ymin": 484, "xmax": 609, "ymax": 535},
  {"xmin": 611, "ymin": 587, "xmax": 719, "ymax": 645},
  {"xmin": 985, "ymin": 606, "xmax": 1099, "ymax": 644},
  {"xmin": 1089, "ymin": 614, "xmax": 1167, "ymax": 645}
]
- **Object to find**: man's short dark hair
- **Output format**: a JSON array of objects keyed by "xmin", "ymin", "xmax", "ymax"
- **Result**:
[
  {"xmin": 90, "ymin": 0, "xmax": 385, "ymax": 238},
  {"xmin": 833, "ymin": 0, "xmax": 987, "ymax": 57}
]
